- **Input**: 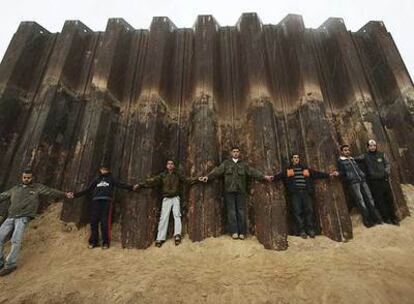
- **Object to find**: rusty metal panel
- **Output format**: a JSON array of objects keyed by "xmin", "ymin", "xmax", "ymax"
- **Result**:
[{"xmin": 0, "ymin": 14, "xmax": 411, "ymax": 249}]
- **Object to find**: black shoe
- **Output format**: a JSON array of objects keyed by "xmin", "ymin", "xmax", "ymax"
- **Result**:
[
  {"xmin": 299, "ymin": 231, "xmax": 308, "ymax": 239},
  {"xmin": 374, "ymin": 210, "xmax": 384, "ymax": 224},
  {"xmin": 155, "ymin": 241, "xmax": 164, "ymax": 248},
  {"xmin": 174, "ymin": 235, "xmax": 181, "ymax": 246},
  {"xmin": 384, "ymin": 219, "xmax": 392, "ymax": 225},
  {"xmin": 0, "ymin": 266, "xmax": 17, "ymax": 276},
  {"xmin": 88, "ymin": 244, "xmax": 98, "ymax": 249},
  {"xmin": 391, "ymin": 218, "xmax": 400, "ymax": 226},
  {"xmin": 363, "ymin": 218, "xmax": 374, "ymax": 228},
  {"xmin": 307, "ymin": 230, "xmax": 316, "ymax": 238},
  {"xmin": 102, "ymin": 243, "xmax": 109, "ymax": 250}
]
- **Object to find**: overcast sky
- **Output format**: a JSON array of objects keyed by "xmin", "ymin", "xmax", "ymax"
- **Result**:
[{"xmin": 1, "ymin": 0, "xmax": 413, "ymax": 79}]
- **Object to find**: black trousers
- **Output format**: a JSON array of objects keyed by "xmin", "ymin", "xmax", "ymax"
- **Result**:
[
  {"xmin": 89, "ymin": 199, "xmax": 111, "ymax": 246},
  {"xmin": 224, "ymin": 192, "xmax": 247, "ymax": 235},
  {"xmin": 367, "ymin": 180, "xmax": 397, "ymax": 222},
  {"xmin": 290, "ymin": 190, "xmax": 315, "ymax": 234}
]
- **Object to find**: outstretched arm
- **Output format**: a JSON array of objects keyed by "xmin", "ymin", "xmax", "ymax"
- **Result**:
[
  {"xmin": 309, "ymin": 169, "xmax": 330, "ymax": 180},
  {"xmin": 336, "ymin": 160, "xmax": 346, "ymax": 178},
  {"xmin": 178, "ymin": 172, "xmax": 198, "ymax": 186},
  {"xmin": 74, "ymin": 179, "xmax": 97, "ymax": 198},
  {"xmin": 38, "ymin": 184, "xmax": 71, "ymax": 200},
  {"xmin": 0, "ymin": 188, "xmax": 12, "ymax": 202},
  {"xmin": 354, "ymin": 154, "xmax": 365, "ymax": 163},
  {"xmin": 207, "ymin": 163, "xmax": 226, "ymax": 181},
  {"xmin": 114, "ymin": 179, "xmax": 135, "ymax": 191},
  {"xmin": 273, "ymin": 171, "xmax": 285, "ymax": 183},
  {"xmin": 138, "ymin": 173, "xmax": 163, "ymax": 189},
  {"xmin": 246, "ymin": 165, "xmax": 265, "ymax": 181},
  {"xmin": 199, "ymin": 162, "xmax": 226, "ymax": 183}
]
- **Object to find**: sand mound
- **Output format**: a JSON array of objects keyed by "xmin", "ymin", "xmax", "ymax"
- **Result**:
[{"xmin": 0, "ymin": 185, "xmax": 413, "ymax": 304}]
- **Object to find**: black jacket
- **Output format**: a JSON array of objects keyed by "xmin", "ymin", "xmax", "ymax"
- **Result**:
[
  {"xmin": 356, "ymin": 151, "xmax": 390, "ymax": 181},
  {"xmin": 74, "ymin": 173, "xmax": 133, "ymax": 201},
  {"xmin": 274, "ymin": 165, "xmax": 329, "ymax": 194},
  {"xmin": 337, "ymin": 156, "xmax": 365, "ymax": 184}
]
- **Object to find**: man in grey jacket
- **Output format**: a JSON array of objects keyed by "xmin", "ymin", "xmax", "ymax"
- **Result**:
[
  {"xmin": 0, "ymin": 169, "xmax": 73, "ymax": 276},
  {"xmin": 337, "ymin": 145, "xmax": 382, "ymax": 228}
]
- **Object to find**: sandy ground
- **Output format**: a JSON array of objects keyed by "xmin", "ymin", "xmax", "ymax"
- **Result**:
[{"xmin": 0, "ymin": 185, "xmax": 413, "ymax": 304}]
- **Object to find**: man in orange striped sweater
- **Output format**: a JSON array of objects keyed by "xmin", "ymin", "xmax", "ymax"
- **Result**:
[{"xmin": 273, "ymin": 154, "xmax": 338, "ymax": 239}]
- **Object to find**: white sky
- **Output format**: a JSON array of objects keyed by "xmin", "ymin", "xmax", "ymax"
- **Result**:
[{"xmin": 1, "ymin": 0, "xmax": 413, "ymax": 79}]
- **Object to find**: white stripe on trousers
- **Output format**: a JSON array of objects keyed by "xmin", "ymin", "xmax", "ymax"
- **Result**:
[{"xmin": 156, "ymin": 196, "xmax": 182, "ymax": 241}]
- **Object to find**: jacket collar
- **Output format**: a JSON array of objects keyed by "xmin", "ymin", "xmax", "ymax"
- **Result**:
[
  {"xmin": 19, "ymin": 182, "xmax": 34, "ymax": 188},
  {"xmin": 229, "ymin": 158, "xmax": 243, "ymax": 163},
  {"xmin": 339, "ymin": 156, "xmax": 354, "ymax": 160}
]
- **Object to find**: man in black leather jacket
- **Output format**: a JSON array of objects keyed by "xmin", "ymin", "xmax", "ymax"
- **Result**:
[{"xmin": 356, "ymin": 140, "xmax": 399, "ymax": 225}]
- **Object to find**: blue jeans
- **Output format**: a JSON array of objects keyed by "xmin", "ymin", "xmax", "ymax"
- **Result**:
[
  {"xmin": 349, "ymin": 182, "xmax": 382, "ymax": 225},
  {"xmin": 0, "ymin": 217, "xmax": 28, "ymax": 269}
]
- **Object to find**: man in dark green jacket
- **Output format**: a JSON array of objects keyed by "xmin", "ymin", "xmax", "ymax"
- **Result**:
[
  {"xmin": 199, "ymin": 147, "xmax": 273, "ymax": 240},
  {"xmin": 0, "ymin": 169, "xmax": 73, "ymax": 276},
  {"xmin": 137, "ymin": 160, "xmax": 196, "ymax": 247}
]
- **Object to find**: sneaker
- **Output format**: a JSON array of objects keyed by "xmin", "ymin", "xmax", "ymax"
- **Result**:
[
  {"xmin": 231, "ymin": 233, "xmax": 239, "ymax": 240},
  {"xmin": 102, "ymin": 244, "xmax": 109, "ymax": 250},
  {"xmin": 155, "ymin": 241, "xmax": 163, "ymax": 248},
  {"xmin": 174, "ymin": 235, "xmax": 182, "ymax": 246},
  {"xmin": 88, "ymin": 244, "xmax": 98, "ymax": 249},
  {"xmin": 307, "ymin": 230, "xmax": 316, "ymax": 238},
  {"xmin": 0, "ymin": 266, "xmax": 17, "ymax": 276},
  {"xmin": 299, "ymin": 231, "xmax": 308, "ymax": 239},
  {"xmin": 238, "ymin": 234, "xmax": 245, "ymax": 240}
]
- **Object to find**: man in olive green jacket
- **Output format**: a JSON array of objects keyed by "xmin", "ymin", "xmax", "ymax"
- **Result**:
[
  {"xmin": 199, "ymin": 147, "xmax": 273, "ymax": 240},
  {"xmin": 0, "ymin": 169, "xmax": 73, "ymax": 276},
  {"xmin": 137, "ymin": 160, "xmax": 196, "ymax": 247}
]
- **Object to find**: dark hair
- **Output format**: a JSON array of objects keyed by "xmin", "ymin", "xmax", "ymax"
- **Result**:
[
  {"xmin": 290, "ymin": 153, "xmax": 300, "ymax": 159},
  {"xmin": 166, "ymin": 159, "xmax": 175, "ymax": 165},
  {"xmin": 340, "ymin": 144, "xmax": 350, "ymax": 151},
  {"xmin": 22, "ymin": 168, "xmax": 33, "ymax": 175},
  {"xmin": 231, "ymin": 146, "xmax": 240, "ymax": 151},
  {"xmin": 99, "ymin": 164, "xmax": 110, "ymax": 170}
]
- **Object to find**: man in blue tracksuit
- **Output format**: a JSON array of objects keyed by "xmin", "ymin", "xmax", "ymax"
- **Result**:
[
  {"xmin": 337, "ymin": 145, "xmax": 383, "ymax": 227},
  {"xmin": 74, "ymin": 165, "xmax": 138, "ymax": 249}
]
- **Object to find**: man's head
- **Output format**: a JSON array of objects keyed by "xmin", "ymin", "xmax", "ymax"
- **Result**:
[
  {"xmin": 340, "ymin": 144, "xmax": 351, "ymax": 157},
  {"xmin": 367, "ymin": 139, "xmax": 377, "ymax": 152},
  {"xmin": 21, "ymin": 169, "xmax": 33, "ymax": 185},
  {"xmin": 166, "ymin": 159, "xmax": 175, "ymax": 171},
  {"xmin": 231, "ymin": 146, "xmax": 241, "ymax": 159},
  {"xmin": 291, "ymin": 154, "xmax": 300, "ymax": 165},
  {"xmin": 99, "ymin": 165, "xmax": 110, "ymax": 175}
]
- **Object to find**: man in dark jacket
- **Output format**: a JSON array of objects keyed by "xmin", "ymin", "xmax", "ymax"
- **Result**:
[
  {"xmin": 0, "ymin": 169, "xmax": 72, "ymax": 276},
  {"xmin": 356, "ymin": 140, "xmax": 399, "ymax": 225},
  {"xmin": 337, "ymin": 145, "xmax": 383, "ymax": 227},
  {"xmin": 273, "ymin": 154, "xmax": 338, "ymax": 239},
  {"xmin": 199, "ymin": 147, "xmax": 273, "ymax": 240},
  {"xmin": 137, "ymin": 160, "xmax": 197, "ymax": 247},
  {"xmin": 74, "ymin": 165, "xmax": 138, "ymax": 249}
]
